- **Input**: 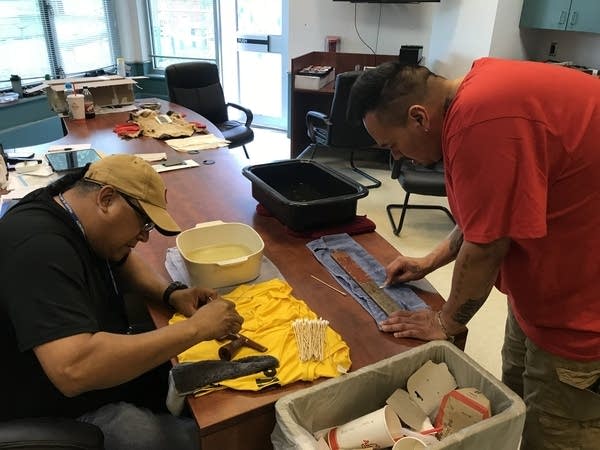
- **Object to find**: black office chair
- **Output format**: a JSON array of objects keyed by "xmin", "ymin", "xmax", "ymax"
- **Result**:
[
  {"xmin": 386, "ymin": 158, "xmax": 455, "ymax": 235},
  {"xmin": 303, "ymin": 71, "xmax": 383, "ymax": 189},
  {"xmin": 164, "ymin": 62, "xmax": 254, "ymax": 158},
  {"xmin": 0, "ymin": 418, "xmax": 104, "ymax": 449}
]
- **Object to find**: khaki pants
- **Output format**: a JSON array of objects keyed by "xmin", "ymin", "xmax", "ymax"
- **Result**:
[{"xmin": 501, "ymin": 308, "xmax": 600, "ymax": 449}]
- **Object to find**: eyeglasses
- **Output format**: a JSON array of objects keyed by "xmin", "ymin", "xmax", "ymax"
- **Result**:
[{"xmin": 121, "ymin": 194, "xmax": 155, "ymax": 232}]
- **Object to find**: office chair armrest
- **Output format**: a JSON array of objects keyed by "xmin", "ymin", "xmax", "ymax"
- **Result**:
[
  {"xmin": 0, "ymin": 418, "xmax": 104, "ymax": 449},
  {"xmin": 226, "ymin": 102, "xmax": 253, "ymax": 127},
  {"xmin": 305, "ymin": 110, "xmax": 330, "ymax": 143}
]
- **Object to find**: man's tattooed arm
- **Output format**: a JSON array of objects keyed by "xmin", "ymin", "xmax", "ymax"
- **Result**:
[{"xmin": 440, "ymin": 237, "xmax": 511, "ymax": 335}]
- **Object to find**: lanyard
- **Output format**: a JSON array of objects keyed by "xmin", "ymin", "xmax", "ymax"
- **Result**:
[
  {"xmin": 57, "ymin": 192, "xmax": 119, "ymax": 296},
  {"xmin": 58, "ymin": 192, "xmax": 86, "ymax": 237}
]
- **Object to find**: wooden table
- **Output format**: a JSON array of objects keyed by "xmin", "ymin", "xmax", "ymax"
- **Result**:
[{"xmin": 53, "ymin": 101, "xmax": 452, "ymax": 449}]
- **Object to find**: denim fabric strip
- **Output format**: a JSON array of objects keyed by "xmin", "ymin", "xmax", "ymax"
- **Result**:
[{"xmin": 306, "ymin": 233, "xmax": 427, "ymax": 323}]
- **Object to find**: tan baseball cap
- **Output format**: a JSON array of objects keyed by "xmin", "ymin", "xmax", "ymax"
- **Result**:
[{"xmin": 84, "ymin": 154, "xmax": 181, "ymax": 236}]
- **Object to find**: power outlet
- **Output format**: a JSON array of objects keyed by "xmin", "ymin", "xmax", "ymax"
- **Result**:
[{"xmin": 549, "ymin": 42, "xmax": 558, "ymax": 58}]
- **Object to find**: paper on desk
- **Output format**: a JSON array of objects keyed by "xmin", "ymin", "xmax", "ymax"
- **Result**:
[
  {"xmin": 136, "ymin": 152, "xmax": 166, "ymax": 163},
  {"xmin": 152, "ymin": 159, "xmax": 199, "ymax": 173},
  {"xmin": 165, "ymin": 134, "xmax": 229, "ymax": 152},
  {"xmin": 18, "ymin": 165, "xmax": 54, "ymax": 177},
  {"xmin": 47, "ymin": 143, "xmax": 92, "ymax": 153},
  {"xmin": 2, "ymin": 168, "xmax": 59, "ymax": 199}
]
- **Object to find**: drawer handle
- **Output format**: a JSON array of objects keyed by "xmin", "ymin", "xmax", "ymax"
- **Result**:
[
  {"xmin": 559, "ymin": 10, "xmax": 567, "ymax": 24},
  {"xmin": 570, "ymin": 11, "xmax": 578, "ymax": 26}
]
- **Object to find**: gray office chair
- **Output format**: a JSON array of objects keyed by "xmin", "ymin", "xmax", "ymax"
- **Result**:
[
  {"xmin": 387, "ymin": 158, "xmax": 455, "ymax": 235},
  {"xmin": 303, "ymin": 71, "xmax": 383, "ymax": 189}
]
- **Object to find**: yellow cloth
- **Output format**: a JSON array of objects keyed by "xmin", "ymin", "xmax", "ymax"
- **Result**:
[{"xmin": 169, "ymin": 279, "xmax": 351, "ymax": 394}]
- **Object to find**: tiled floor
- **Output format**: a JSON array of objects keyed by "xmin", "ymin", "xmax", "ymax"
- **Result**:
[{"xmin": 244, "ymin": 127, "xmax": 507, "ymax": 380}]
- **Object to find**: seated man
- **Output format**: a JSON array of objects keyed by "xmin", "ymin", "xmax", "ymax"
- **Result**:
[{"xmin": 0, "ymin": 154, "xmax": 243, "ymax": 450}]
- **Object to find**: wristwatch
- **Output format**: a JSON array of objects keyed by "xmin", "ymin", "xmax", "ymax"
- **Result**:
[{"xmin": 162, "ymin": 281, "xmax": 188, "ymax": 308}]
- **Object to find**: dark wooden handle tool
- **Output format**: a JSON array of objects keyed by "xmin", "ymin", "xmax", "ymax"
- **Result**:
[{"xmin": 218, "ymin": 333, "xmax": 268, "ymax": 361}]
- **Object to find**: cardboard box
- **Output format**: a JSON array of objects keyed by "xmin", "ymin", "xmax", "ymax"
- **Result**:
[
  {"xmin": 295, "ymin": 67, "xmax": 335, "ymax": 90},
  {"xmin": 44, "ymin": 76, "xmax": 137, "ymax": 113},
  {"xmin": 386, "ymin": 360, "xmax": 457, "ymax": 432},
  {"xmin": 435, "ymin": 388, "xmax": 491, "ymax": 439},
  {"xmin": 272, "ymin": 341, "xmax": 525, "ymax": 450}
]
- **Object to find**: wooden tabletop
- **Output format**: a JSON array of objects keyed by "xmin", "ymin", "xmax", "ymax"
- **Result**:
[{"xmin": 52, "ymin": 101, "xmax": 449, "ymax": 445}]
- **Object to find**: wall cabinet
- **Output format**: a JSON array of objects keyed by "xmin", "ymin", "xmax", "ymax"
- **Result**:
[{"xmin": 520, "ymin": 0, "xmax": 600, "ymax": 33}]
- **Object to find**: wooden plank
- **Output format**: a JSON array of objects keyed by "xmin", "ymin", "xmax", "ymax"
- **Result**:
[{"xmin": 330, "ymin": 250, "xmax": 400, "ymax": 316}]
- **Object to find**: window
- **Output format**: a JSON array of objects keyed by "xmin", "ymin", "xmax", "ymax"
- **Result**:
[
  {"xmin": 146, "ymin": 0, "xmax": 218, "ymax": 70},
  {"xmin": 0, "ymin": 0, "xmax": 120, "ymax": 89}
]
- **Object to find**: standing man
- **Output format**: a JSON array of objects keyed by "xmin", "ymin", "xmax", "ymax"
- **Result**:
[
  {"xmin": 0, "ymin": 154, "xmax": 243, "ymax": 449},
  {"xmin": 348, "ymin": 58, "xmax": 600, "ymax": 449}
]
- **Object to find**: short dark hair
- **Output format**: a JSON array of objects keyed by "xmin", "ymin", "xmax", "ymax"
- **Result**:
[
  {"xmin": 73, "ymin": 179, "xmax": 103, "ymax": 193},
  {"xmin": 348, "ymin": 62, "xmax": 438, "ymax": 126}
]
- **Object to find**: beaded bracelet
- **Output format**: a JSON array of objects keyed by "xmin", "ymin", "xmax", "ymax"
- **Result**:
[{"xmin": 436, "ymin": 310, "xmax": 455, "ymax": 343}]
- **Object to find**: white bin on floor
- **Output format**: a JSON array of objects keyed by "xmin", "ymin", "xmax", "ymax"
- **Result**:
[{"xmin": 272, "ymin": 340, "xmax": 525, "ymax": 450}]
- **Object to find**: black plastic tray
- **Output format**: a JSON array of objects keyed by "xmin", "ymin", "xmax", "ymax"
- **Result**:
[{"xmin": 242, "ymin": 159, "xmax": 369, "ymax": 231}]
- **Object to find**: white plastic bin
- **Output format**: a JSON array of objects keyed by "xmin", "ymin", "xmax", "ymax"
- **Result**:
[
  {"xmin": 272, "ymin": 340, "xmax": 525, "ymax": 450},
  {"xmin": 176, "ymin": 220, "xmax": 264, "ymax": 289}
]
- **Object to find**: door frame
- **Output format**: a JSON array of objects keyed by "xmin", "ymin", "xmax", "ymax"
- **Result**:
[{"xmin": 219, "ymin": 0, "xmax": 288, "ymax": 130}]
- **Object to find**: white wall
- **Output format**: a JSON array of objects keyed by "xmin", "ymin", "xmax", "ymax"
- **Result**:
[
  {"xmin": 288, "ymin": 0, "xmax": 528, "ymax": 80},
  {"xmin": 521, "ymin": 29, "xmax": 600, "ymax": 69},
  {"xmin": 428, "ymin": 0, "xmax": 501, "ymax": 78},
  {"xmin": 489, "ymin": 0, "xmax": 527, "ymax": 60},
  {"xmin": 288, "ymin": 1, "xmax": 438, "ymax": 64}
]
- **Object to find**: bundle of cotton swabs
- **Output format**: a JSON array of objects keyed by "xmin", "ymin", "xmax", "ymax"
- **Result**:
[{"xmin": 292, "ymin": 318, "xmax": 329, "ymax": 362}]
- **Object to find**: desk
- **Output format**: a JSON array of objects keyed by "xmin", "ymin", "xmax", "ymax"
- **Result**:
[
  {"xmin": 290, "ymin": 52, "xmax": 398, "ymax": 158},
  {"xmin": 46, "ymin": 101, "xmax": 454, "ymax": 449}
]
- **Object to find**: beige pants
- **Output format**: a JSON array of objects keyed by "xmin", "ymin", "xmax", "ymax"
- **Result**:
[{"xmin": 501, "ymin": 308, "xmax": 600, "ymax": 449}]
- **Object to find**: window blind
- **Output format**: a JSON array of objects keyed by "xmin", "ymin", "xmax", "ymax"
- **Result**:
[
  {"xmin": 0, "ymin": 0, "xmax": 120, "ymax": 89},
  {"xmin": 146, "ymin": 0, "xmax": 217, "ymax": 70}
]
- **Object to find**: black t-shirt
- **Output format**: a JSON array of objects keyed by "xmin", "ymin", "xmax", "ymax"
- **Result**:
[{"xmin": 0, "ymin": 187, "xmax": 168, "ymax": 420}]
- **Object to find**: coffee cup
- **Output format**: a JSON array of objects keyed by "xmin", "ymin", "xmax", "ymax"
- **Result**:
[
  {"xmin": 326, "ymin": 405, "xmax": 402, "ymax": 450},
  {"xmin": 67, "ymin": 94, "xmax": 85, "ymax": 120},
  {"xmin": 392, "ymin": 434, "xmax": 438, "ymax": 449}
]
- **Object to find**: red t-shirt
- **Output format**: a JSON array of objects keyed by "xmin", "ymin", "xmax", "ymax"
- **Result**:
[{"xmin": 443, "ymin": 58, "xmax": 600, "ymax": 361}]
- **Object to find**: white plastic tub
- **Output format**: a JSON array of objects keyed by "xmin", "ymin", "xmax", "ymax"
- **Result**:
[{"xmin": 176, "ymin": 221, "xmax": 264, "ymax": 289}]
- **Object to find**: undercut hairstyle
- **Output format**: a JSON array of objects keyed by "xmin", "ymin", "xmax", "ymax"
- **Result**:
[
  {"xmin": 74, "ymin": 179, "xmax": 103, "ymax": 194},
  {"xmin": 348, "ymin": 62, "xmax": 439, "ymax": 126}
]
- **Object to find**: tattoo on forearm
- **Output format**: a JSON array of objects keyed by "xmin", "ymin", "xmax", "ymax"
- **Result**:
[
  {"xmin": 450, "ymin": 251, "xmax": 495, "ymax": 325},
  {"xmin": 452, "ymin": 297, "xmax": 486, "ymax": 325},
  {"xmin": 453, "ymin": 253, "xmax": 469, "ymax": 297},
  {"xmin": 449, "ymin": 229, "xmax": 464, "ymax": 255}
]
